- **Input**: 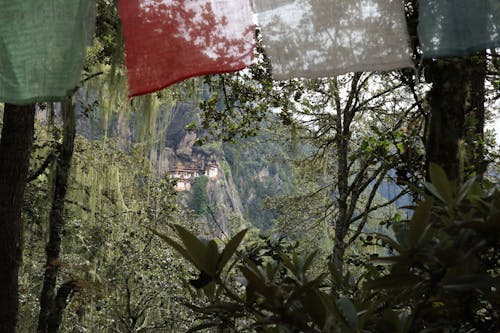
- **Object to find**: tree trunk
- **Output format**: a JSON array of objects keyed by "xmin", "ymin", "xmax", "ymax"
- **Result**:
[
  {"xmin": 331, "ymin": 76, "xmax": 350, "ymax": 278},
  {"xmin": 425, "ymin": 54, "xmax": 487, "ymax": 182},
  {"xmin": 48, "ymin": 281, "xmax": 79, "ymax": 333},
  {"xmin": 332, "ymin": 136, "xmax": 348, "ymax": 278},
  {"xmin": 425, "ymin": 59, "xmax": 467, "ymax": 181},
  {"xmin": 0, "ymin": 104, "xmax": 35, "ymax": 333},
  {"xmin": 464, "ymin": 54, "xmax": 487, "ymax": 179},
  {"xmin": 37, "ymin": 99, "xmax": 76, "ymax": 333}
]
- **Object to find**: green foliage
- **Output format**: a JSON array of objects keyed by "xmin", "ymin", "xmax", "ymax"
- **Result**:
[
  {"xmin": 366, "ymin": 165, "xmax": 500, "ymax": 332},
  {"xmin": 159, "ymin": 229, "xmax": 367, "ymax": 332},
  {"xmin": 198, "ymin": 39, "xmax": 275, "ymax": 142},
  {"xmin": 192, "ymin": 175, "xmax": 209, "ymax": 215},
  {"xmin": 20, "ymin": 131, "xmax": 195, "ymax": 332},
  {"xmin": 222, "ymin": 122, "xmax": 296, "ymax": 229},
  {"xmin": 148, "ymin": 225, "xmax": 248, "ymax": 289},
  {"xmin": 156, "ymin": 169, "xmax": 499, "ymax": 332}
]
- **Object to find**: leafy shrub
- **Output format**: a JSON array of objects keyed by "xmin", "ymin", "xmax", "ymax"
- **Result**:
[
  {"xmin": 152, "ymin": 165, "xmax": 499, "ymax": 332},
  {"xmin": 192, "ymin": 175, "xmax": 209, "ymax": 215}
]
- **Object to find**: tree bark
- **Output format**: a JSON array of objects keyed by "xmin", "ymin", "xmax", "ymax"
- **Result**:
[
  {"xmin": 425, "ymin": 59, "xmax": 467, "ymax": 181},
  {"xmin": 0, "ymin": 104, "xmax": 35, "ymax": 333},
  {"xmin": 425, "ymin": 54, "xmax": 487, "ymax": 182},
  {"xmin": 464, "ymin": 54, "xmax": 487, "ymax": 179},
  {"xmin": 47, "ymin": 281, "xmax": 79, "ymax": 333},
  {"xmin": 37, "ymin": 99, "xmax": 76, "ymax": 333},
  {"xmin": 332, "ymin": 129, "xmax": 349, "ymax": 277}
]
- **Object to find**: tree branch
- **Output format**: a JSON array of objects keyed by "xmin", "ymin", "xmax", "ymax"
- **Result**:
[
  {"xmin": 26, "ymin": 151, "xmax": 57, "ymax": 183},
  {"xmin": 47, "ymin": 280, "xmax": 80, "ymax": 332}
]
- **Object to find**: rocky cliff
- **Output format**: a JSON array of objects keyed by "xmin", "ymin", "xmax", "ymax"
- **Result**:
[
  {"xmin": 73, "ymin": 96, "xmax": 293, "ymax": 234},
  {"xmin": 148, "ymin": 103, "xmax": 247, "ymax": 236}
]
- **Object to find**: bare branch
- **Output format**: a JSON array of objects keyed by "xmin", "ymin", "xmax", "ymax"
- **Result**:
[
  {"xmin": 348, "ymin": 185, "xmax": 409, "ymax": 246},
  {"xmin": 27, "ymin": 151, "xmax": 57, "ymax": 183}
]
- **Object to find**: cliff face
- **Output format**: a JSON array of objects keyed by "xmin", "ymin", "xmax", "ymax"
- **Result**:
[
  {"xmin": 73, "ymin": 96, "xmax": 292, "ymax": 233},
  {"xmin": 148, "ymin": 103, "xmax": 246, "ymax": 236},
  {"xmin": 205, "ymin": 166, "xmax": 245, "ymax": 235},
  {"xmin": 222, "ymin": 126, "xmax": 295, "ymax": 230}
]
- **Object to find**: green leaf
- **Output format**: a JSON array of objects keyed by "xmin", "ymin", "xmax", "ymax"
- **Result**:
[
  {"xmin": 303, "ymin": 250, "xmax": 318, "ymax": 273},
  {"xmin": 292, "ymin": 252, "xmax": 299, "ymax": 273},
  {"xmin": 408, "ymin": 200, "xmax": 432, "ymax": 247},
  {"xmin": 428, "ymin": 163, "xmax": 453, "ymax": 203},
  {"xmin": 397, "ymin": 142, "xmax": 405, "ymax": 154},
  {"xmin": 144, "ymin": 227, "xmax": 195, "ymax": 267},
  {"xmin": 370, "ymin": 255, "xmax": 407, "ymax": 265},
  {"xmin": 456, "ymin": 177, "xmax": 476, "ymax": 203},
  {"xmin": 205, "ymin": 240, "xmax": 220, "ymax": 276},
  {"xmin": 172, "ymin": 224, "xmax": 212, "ymax": 274},
  {"xmin": 442, "ymin": 275, "xmax": 499, "ymax": 291},
  {"xmin": 279, "ymin": 252, "xmax": 295, "ymax": 272},
  {"xmin": 336, "ymin": 297, "xmax": 359, "ymax": 329},
  {"xmin": 265, "ymin": 262, "xmax": 279, "ymax": 281},
  {"xmin": 366, "ymin": 273, "xmax": 424, "ymax": 290},
  {"xmin": 374, "ymin": 233, "xmax": 404, "ymax": 253},
  {"xmin": 425, "ymin": 183, "xmax": 445, "ymax": 203},
  {"xmin": 217, "ymin": 228, "xmax": 248, "ymax": 272},
  {"xmin": 239, "ymin": 265, "xmax": 268, "ymax": 295},
  {"xmin": 303, "ymin": 289, "xmax": 327, "ymax": 328},
  {"xmin": 204, "ymin": 302, "xmax": 245, "ymax": 314}
]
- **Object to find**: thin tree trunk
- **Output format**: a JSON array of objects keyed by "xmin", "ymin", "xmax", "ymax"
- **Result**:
[
  {"xmin": 37, "ymin": 99, "xmax": 76, "ymax": 333},
  {"xmin": 331, "ymin": 77, "xmax": 349, "ymax": 278},
  {"xmin": 48, "ymin": 281, "xmax": 79, "ymax": 333},
  {"xmin": 0, "ymin": 103, "xmax": 35, "ymax": 333},
  {"xmin": 332, "ymin": 133, "xmax": 349, "ymax": 277}
]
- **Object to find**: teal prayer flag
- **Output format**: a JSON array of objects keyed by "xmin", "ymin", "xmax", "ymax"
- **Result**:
[
  {"xmin": 0, "ymin": 1, "xmax": 92, "ymax": 104},
  {"xmin": 419, "ymin": 0, "xmax": 500, "ymax": 58}
]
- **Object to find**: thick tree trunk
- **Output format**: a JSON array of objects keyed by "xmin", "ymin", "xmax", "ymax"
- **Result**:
[
  {"xmin": 464, "ymin": 54, "xmax": 487, "ymax": 179},
  {"xmin": 425, "ymin": 54, "xmax": 487, "ymax": 182},
  {"xmin": 0, "ymin": 104, "xmax": 35, "ymax": 333},
  {"xmin": 37, "ymin": 99, "xmax": 76, "ymax": 333},
  {"xmin": 425, "ymin": 59, "xmax": 467, "ymax": 181}
]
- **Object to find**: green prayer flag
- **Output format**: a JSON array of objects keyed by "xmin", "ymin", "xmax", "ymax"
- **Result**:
[{"xmin": 0, "ymin": 1, "xmax": 92, "ymax": 104}]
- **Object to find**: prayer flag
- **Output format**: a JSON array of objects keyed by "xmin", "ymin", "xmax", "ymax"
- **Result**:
[
  {"xmin": 418, "ymin": 0, "xmax": 500, "ymax": 58},
  {"xmin": 119, "ymin": 0, "xmax": 256, "ymax": 97},
  {"xmin": 253, "ymin": 0, "xmax": 413, "ymax": 80},
  {"xmin": 0, "ymin": 1, "xmax": 92, "ymax": 104}
]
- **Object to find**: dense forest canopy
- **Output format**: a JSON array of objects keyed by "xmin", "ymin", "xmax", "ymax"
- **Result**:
[{"xmin": 0, "ymin": 1, "xmax": 499, "ymax": 332}]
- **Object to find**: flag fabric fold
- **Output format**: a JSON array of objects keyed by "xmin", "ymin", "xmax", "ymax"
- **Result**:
[
  {"xmin": 119, "ymin": 0, "xmax": 256, "ymax": 97},
  {"xmin": 418, "ymin": 0, "xmax": 500, "ymax": 58},
  {"xmin": 253, "ymin": 0, "xmax": 413, "ymax": 80},
  {"xmin": 0, "ymin": 1, "xmax": 92, "ymax": 104}
]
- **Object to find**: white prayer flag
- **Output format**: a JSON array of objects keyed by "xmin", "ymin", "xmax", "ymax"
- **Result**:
[{"xmin": 253, "ymin": 0, "xmax": 414, "ymax": 79}]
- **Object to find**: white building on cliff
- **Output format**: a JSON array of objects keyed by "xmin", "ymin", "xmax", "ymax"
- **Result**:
[{"xmin": 168, "ymin": 161, "xmax": 218, "ymax": 191}]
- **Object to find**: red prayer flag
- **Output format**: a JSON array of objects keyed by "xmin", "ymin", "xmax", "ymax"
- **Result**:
[{"xmin": 119, "ymin": 0, "xmax": 256, "ymax": 97}]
